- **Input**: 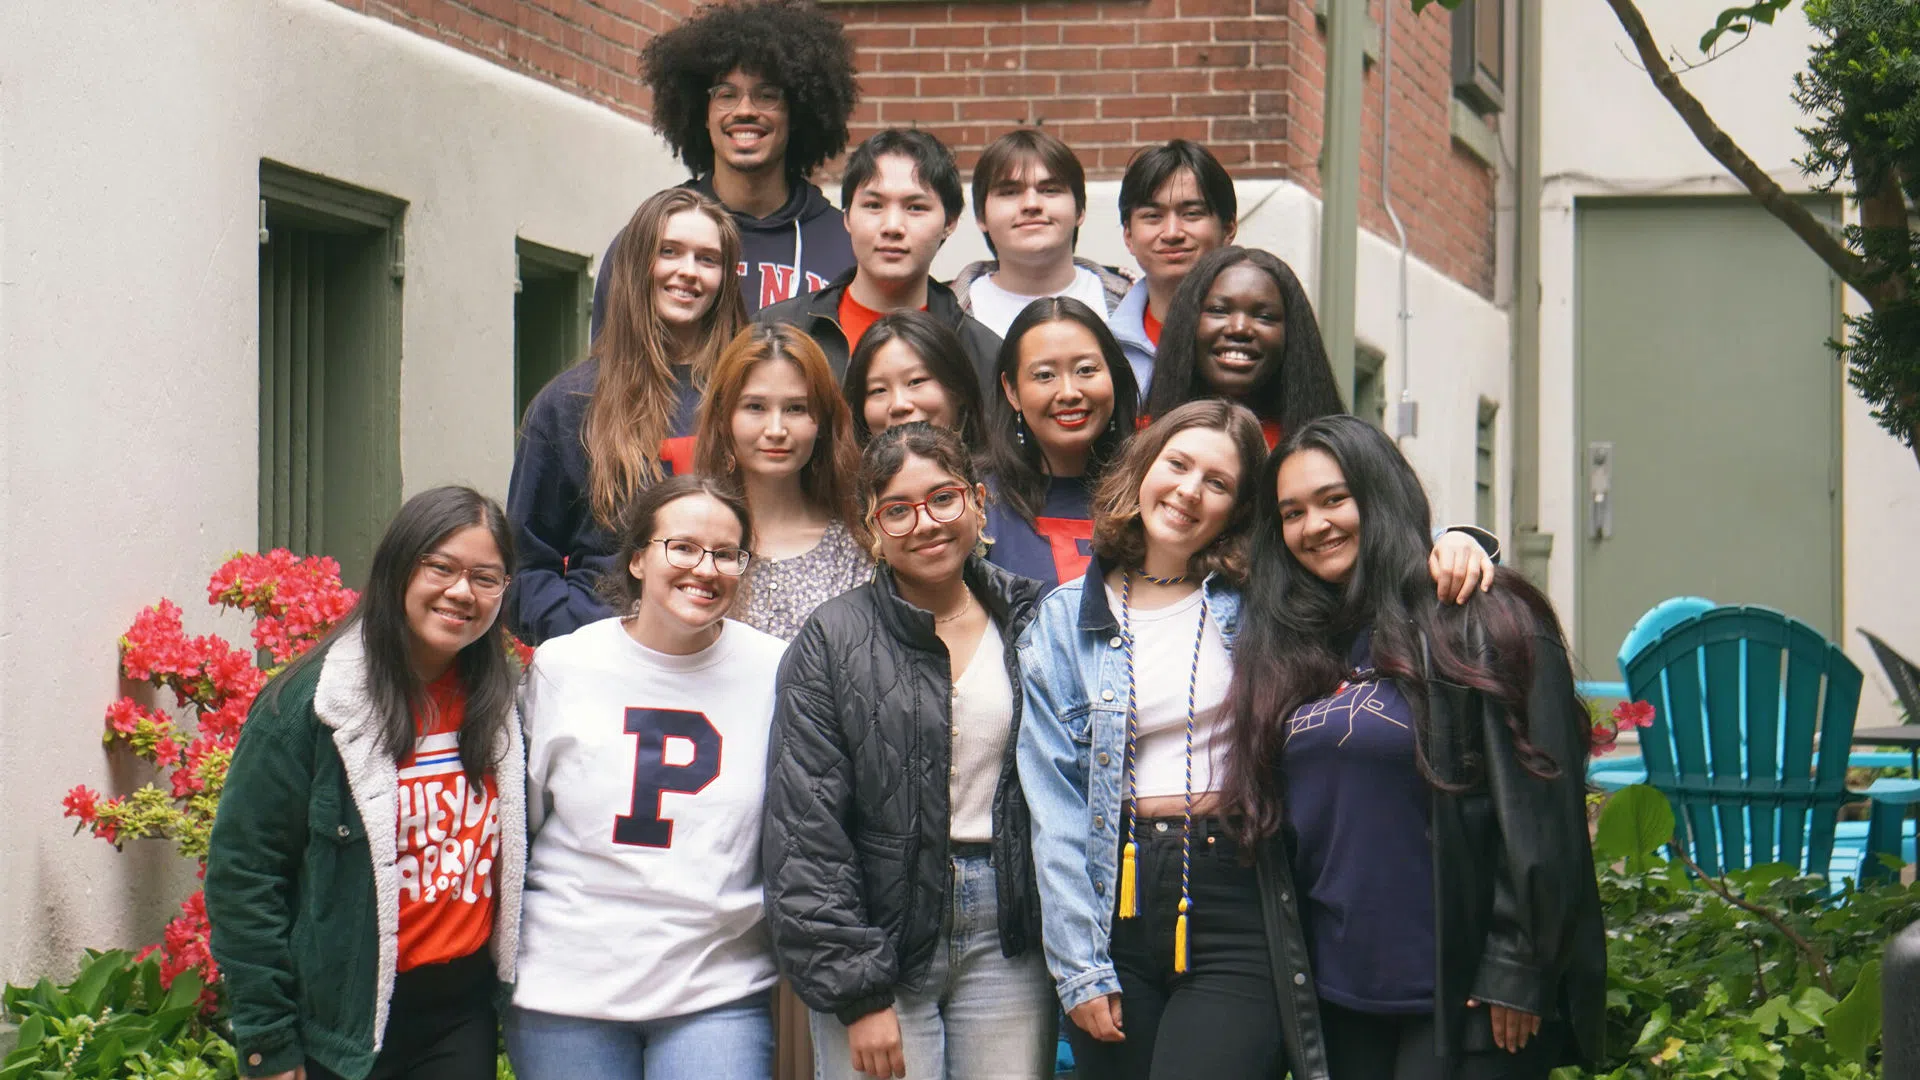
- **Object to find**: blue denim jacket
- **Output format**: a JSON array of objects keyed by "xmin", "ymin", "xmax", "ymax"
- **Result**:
[{"xmin": 1012, "ymin": 557, "xmax": 1241, "ymax": 1012}]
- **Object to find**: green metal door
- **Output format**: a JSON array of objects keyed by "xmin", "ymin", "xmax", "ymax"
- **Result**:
[{"xmin": 1575, "ymin": 198, "xmax": 1840, "ymax": 681}]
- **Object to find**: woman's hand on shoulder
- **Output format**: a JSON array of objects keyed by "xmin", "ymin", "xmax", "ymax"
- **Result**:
[
  {"xmin": 260, "ymin": 1069, "xmax": 306, "ymax": 1080},
  {"xmin": 1430, "ymin": 531, "xmax": 1496, "ymax": 605}
]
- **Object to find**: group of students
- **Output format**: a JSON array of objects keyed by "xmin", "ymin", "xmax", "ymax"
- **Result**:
[{"xmin": 203, "ymin": 2, "xmax": 1607, "ymax": 1080}]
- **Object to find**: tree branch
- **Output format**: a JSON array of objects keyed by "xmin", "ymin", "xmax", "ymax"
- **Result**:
[
  {"xmin": 1858, "ymin": 174, "xmax": 1912, "ymax": 305},
  {"xmin": 1602, "ymin": 0, "xmax": 1885, "ymax": 307},
  {"xmin": 1672, "ymin": 845, "xmax": 1835, "ymax": 996}
]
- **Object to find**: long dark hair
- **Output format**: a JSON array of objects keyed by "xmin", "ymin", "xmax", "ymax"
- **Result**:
[
  {"xmin": 1222, "ymin": 416, "xmax": 1569, "ymax": 846},
  {"xmin": 263, "ymin": 486, "xmax": 518, "ymax": 784},
  {"xmin": 1145, "ymin": 247, "xmax": 1345, "ymax": 431},
  {"xmin": 843, "ymin": 310, "xmax": 988, "ymax": 447},
  {"xmin": 984, "ymin": 297, "xmax": 1140, "ymax": 526}
]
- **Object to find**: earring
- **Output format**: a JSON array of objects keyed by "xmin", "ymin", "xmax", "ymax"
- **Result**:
[{"xmin": 1015, "ymin": 414, "xmax": 1030, "ymax": 448}]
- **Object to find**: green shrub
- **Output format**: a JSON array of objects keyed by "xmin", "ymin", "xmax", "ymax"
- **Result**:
[
  {"xmin": 1578, "ymin": 784, "xmax": 1920, "ymax": 1078},
  {"xmin": 0, "ymin": 951, "xmax": 235, "ymax": 1079}
]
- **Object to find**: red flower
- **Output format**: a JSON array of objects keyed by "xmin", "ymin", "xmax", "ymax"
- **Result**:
[
  {"xmin": 170, "ymin": 764, "xmax": 204, "ymax": 799},
  {"xmin": 120, "ymin": 600, "xmax": 189, "ymax": 682},
  {"xmin": 1590, "ymin": 722, "xmax": 1619, "ymax": 756},
  {"xmin": 62, "ymin": 786, "xmax": 100, "ymax": 823},
  {"xmin": 143, "ymin": 892, "xmax": 220, "ymax": 1010},
  {"xmin": 77, "ymin": 551, "xmax": 359, "ymax": 1006},
  {"xmin": 1612, "ymin": 699, "xmax": 1656, "ymax": 730},
  {"xmin": 104, "ymin": 698, "xmax": 149, "ymax": 736},
  {"xmin": 198, "ymin": 699, "xmax": 251, "ymax": 743}
]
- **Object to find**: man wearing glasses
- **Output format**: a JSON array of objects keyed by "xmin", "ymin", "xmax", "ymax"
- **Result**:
[{"xmin": 591, "ymin": 0, "xmax": 860, "ymax": 329}]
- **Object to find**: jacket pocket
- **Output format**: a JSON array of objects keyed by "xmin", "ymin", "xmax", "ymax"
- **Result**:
[
  {"xmin": 302, "ymin": 796, "xmax": 368, "ymax": 918},
  {"xmin": 853, "ymin": 830, "xmax": 914, "ymax": 936},
  {"xmin": 294, "ymin": 796, "xmax": 374, "ymax": 1037},
  {"xmin": 1063, "ymin": 707, "xmax": 1095, "ymax": 747}
]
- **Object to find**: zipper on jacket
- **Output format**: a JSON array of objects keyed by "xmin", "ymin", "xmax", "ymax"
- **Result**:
[{"xmin": 898, "ymin": 632, "xmax": 928, "ymax": 980}]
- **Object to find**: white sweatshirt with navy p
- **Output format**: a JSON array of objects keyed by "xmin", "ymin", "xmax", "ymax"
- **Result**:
[{"xmin": 514, "ymin": 617, "xmax": 788, "ymax": 1022}]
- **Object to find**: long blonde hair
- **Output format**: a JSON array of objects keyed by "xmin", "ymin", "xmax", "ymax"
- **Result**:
[
  {"xmin": 695, "ymin": 324, "xmax": 864, "ymax": 540},
  {"xmin": 584, "ymin": 188, "xmax": 745, "ymax": 527}
]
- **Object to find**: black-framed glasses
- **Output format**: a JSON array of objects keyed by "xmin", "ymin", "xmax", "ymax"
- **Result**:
[
  {"xmin": 416, "ymin": 555, "xmax": 509, "ymax": 598},
  {"xmin": 650, "ymin": 538, "xmax": 752, "ymax": 576},
  {"xmin": 707, "ymin": 83, "xmax": 785, "ymax": 112},
  {"xmin": 871, "ymin": 485, "xmax": 971, "ymax": 538}
]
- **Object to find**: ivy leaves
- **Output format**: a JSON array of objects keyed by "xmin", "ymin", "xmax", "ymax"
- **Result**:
[{"xmin": 1588, "ymin": 785, "xmax": 1915, "ymax": 1077}]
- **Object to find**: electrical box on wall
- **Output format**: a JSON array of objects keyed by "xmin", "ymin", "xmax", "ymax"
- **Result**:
[{"xmin": 1395, "ymin": 399, "xmax": 1420, "ymax": 438}]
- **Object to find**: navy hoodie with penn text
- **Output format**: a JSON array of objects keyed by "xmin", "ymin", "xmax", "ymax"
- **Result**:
[{"xmin": 590, "ymin": 175, "xmax": 855, "ymax": 334}]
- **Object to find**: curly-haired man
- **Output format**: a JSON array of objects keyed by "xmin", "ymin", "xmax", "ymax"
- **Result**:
[{"xmin": 591, "ymin": 0, "xmax": 860, "ymax": 329}]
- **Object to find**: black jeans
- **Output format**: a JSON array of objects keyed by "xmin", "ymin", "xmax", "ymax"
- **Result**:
[
  {"xmin": 1319, "ymin": 999, "xmax": 1558, "ymax": 1080},
  {"xmin": 1067, "ymin": 816, "xmax": 1286, "ymax": 1080},
  {"xmin": 307, "ymin": 950, "xmax": 498, "ymax": 1080}
]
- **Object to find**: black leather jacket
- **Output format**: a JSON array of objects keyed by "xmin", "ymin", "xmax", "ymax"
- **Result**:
[
  {"xmin": 1422, "ymin": 628, "xmax": 1608, "ymax": 1069},
  {"xmin": 762, "ymin": 557, "xmax": 1045, "ymax": 1024}
]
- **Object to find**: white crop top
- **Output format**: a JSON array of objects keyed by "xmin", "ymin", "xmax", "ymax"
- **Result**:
[{"xmin": 1107, "ymin": 585, "xmax": 1233, "ymax": 799}]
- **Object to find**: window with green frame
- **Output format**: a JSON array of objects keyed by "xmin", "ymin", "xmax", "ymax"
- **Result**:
[
  {"xmin": 514, "ymin": 238, "xmax": 591, "ymax": 424},
  {"xmin": 1352, "ymin": 347, "xmax": 1387, "ymax": 429},
  {"xmin": 257, "ymin": 161, "xmax": 405, "ymax": 586},
  {"xmin": 1475, "ymin": 397, "xmax": 1499, "ymax": 529}
]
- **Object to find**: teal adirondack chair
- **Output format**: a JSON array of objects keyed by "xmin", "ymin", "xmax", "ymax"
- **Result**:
[
  {"xmin": 1624, "ymin": 605, "xmax": 1920, "ymax": 885},
  {"xmin": 1587, "ymin": 597, "xmax": 1717, "ymax": 792}
]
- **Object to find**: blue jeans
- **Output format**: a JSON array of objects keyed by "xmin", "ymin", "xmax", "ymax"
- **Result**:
[
  {"xmin": 505, "ymin": 991, "xmax": 774, "ymax": 1080},
  {"xmin": 810, "ymin": 852, "xmax": 1056, "ymax": 1080}
]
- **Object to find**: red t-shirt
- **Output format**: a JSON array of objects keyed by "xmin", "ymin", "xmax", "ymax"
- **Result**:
[
  {"xmin": 394, "ymin": 671, "xmax": 499, "ymax": 971},
  {"xmin": 1142, "ymin": 307, "xmax": 1163, "ymax": 347},
  {"xmin": 838, "ymin": 290, "xmax": 928, "ymax": 354}
]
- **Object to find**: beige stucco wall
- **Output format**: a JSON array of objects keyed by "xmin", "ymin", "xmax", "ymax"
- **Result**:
[
  {"xmin": 0, "ymin": 0, "xmax": 680, "ymax": 981},
  {"xmin": 1538, "ymin": 0, "xmax": 1920, "ymax": 723}
]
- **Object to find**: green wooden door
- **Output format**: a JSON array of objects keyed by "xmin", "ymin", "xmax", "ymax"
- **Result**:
[{"xmin": 1575, "ymin": 198, "xmax": 1841, "ymax": 681}]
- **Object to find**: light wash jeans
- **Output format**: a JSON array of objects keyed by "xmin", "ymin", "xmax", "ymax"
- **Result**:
[
  {"xmin": 810, "ymin": 852, "xmax": 1057, "ymax": 1080},
  {"xmin": 505, "ymin": 990, "xmax": 773, "ymax": 1080}
]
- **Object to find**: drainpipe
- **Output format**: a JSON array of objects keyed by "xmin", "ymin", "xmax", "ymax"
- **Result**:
[
  {"xmin": 1381, "ymin": 1, "xmax": 1415, "ymax": 439},
  {"xmin": 1511, "ymin": 0, "xmax": 1552, "ymax": 586},
  {"xmin": 1318, "ymin": 0, "xmax": 1367, "ymax": 404}
]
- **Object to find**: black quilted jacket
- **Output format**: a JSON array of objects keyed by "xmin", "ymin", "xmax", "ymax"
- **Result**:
[{"xmin": 762, "ymin": 557, "xmax": 1044, "ymax": 1024}]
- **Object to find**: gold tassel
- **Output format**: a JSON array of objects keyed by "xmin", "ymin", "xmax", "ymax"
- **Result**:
[
  {"xmin": 1173, "ymin": 898, "xmax": 1190, "ymax": 972},
  {"xmin": 1117, "ymin": 842, "xmax": 1139, "ymax": 918}
]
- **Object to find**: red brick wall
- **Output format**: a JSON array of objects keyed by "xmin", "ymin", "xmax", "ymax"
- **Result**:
[
  {"xmin": 327, "ymin": 0, "xmax": 1495, "ymax": 295},
  {"xmin": 330, "ymin": 0, "xmax": 668, "ymax": 118},
  {"xmin": 836, "ymin": 0, "xmax": 1295, "ymax": 177}
]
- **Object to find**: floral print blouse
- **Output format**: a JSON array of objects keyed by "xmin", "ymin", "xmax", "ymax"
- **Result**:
[{"xmin": 740, "ymin": 518, "xmax": 874, "ymax": 642}]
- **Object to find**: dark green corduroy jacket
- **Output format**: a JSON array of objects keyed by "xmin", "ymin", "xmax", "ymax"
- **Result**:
[{"xmin": 205, "ymin": 631, "xmax": 525, "ymax": 1079}]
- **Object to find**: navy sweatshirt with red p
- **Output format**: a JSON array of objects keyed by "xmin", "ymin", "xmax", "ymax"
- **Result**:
[{"xmin": 983, "ymin": 476, "xmax": 1096, "ymax": 595}]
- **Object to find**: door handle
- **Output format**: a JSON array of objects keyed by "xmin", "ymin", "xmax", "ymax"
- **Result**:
[{"xmin": 1588, "ymin": 441, "xmax": 1613, "ymax": 541}]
